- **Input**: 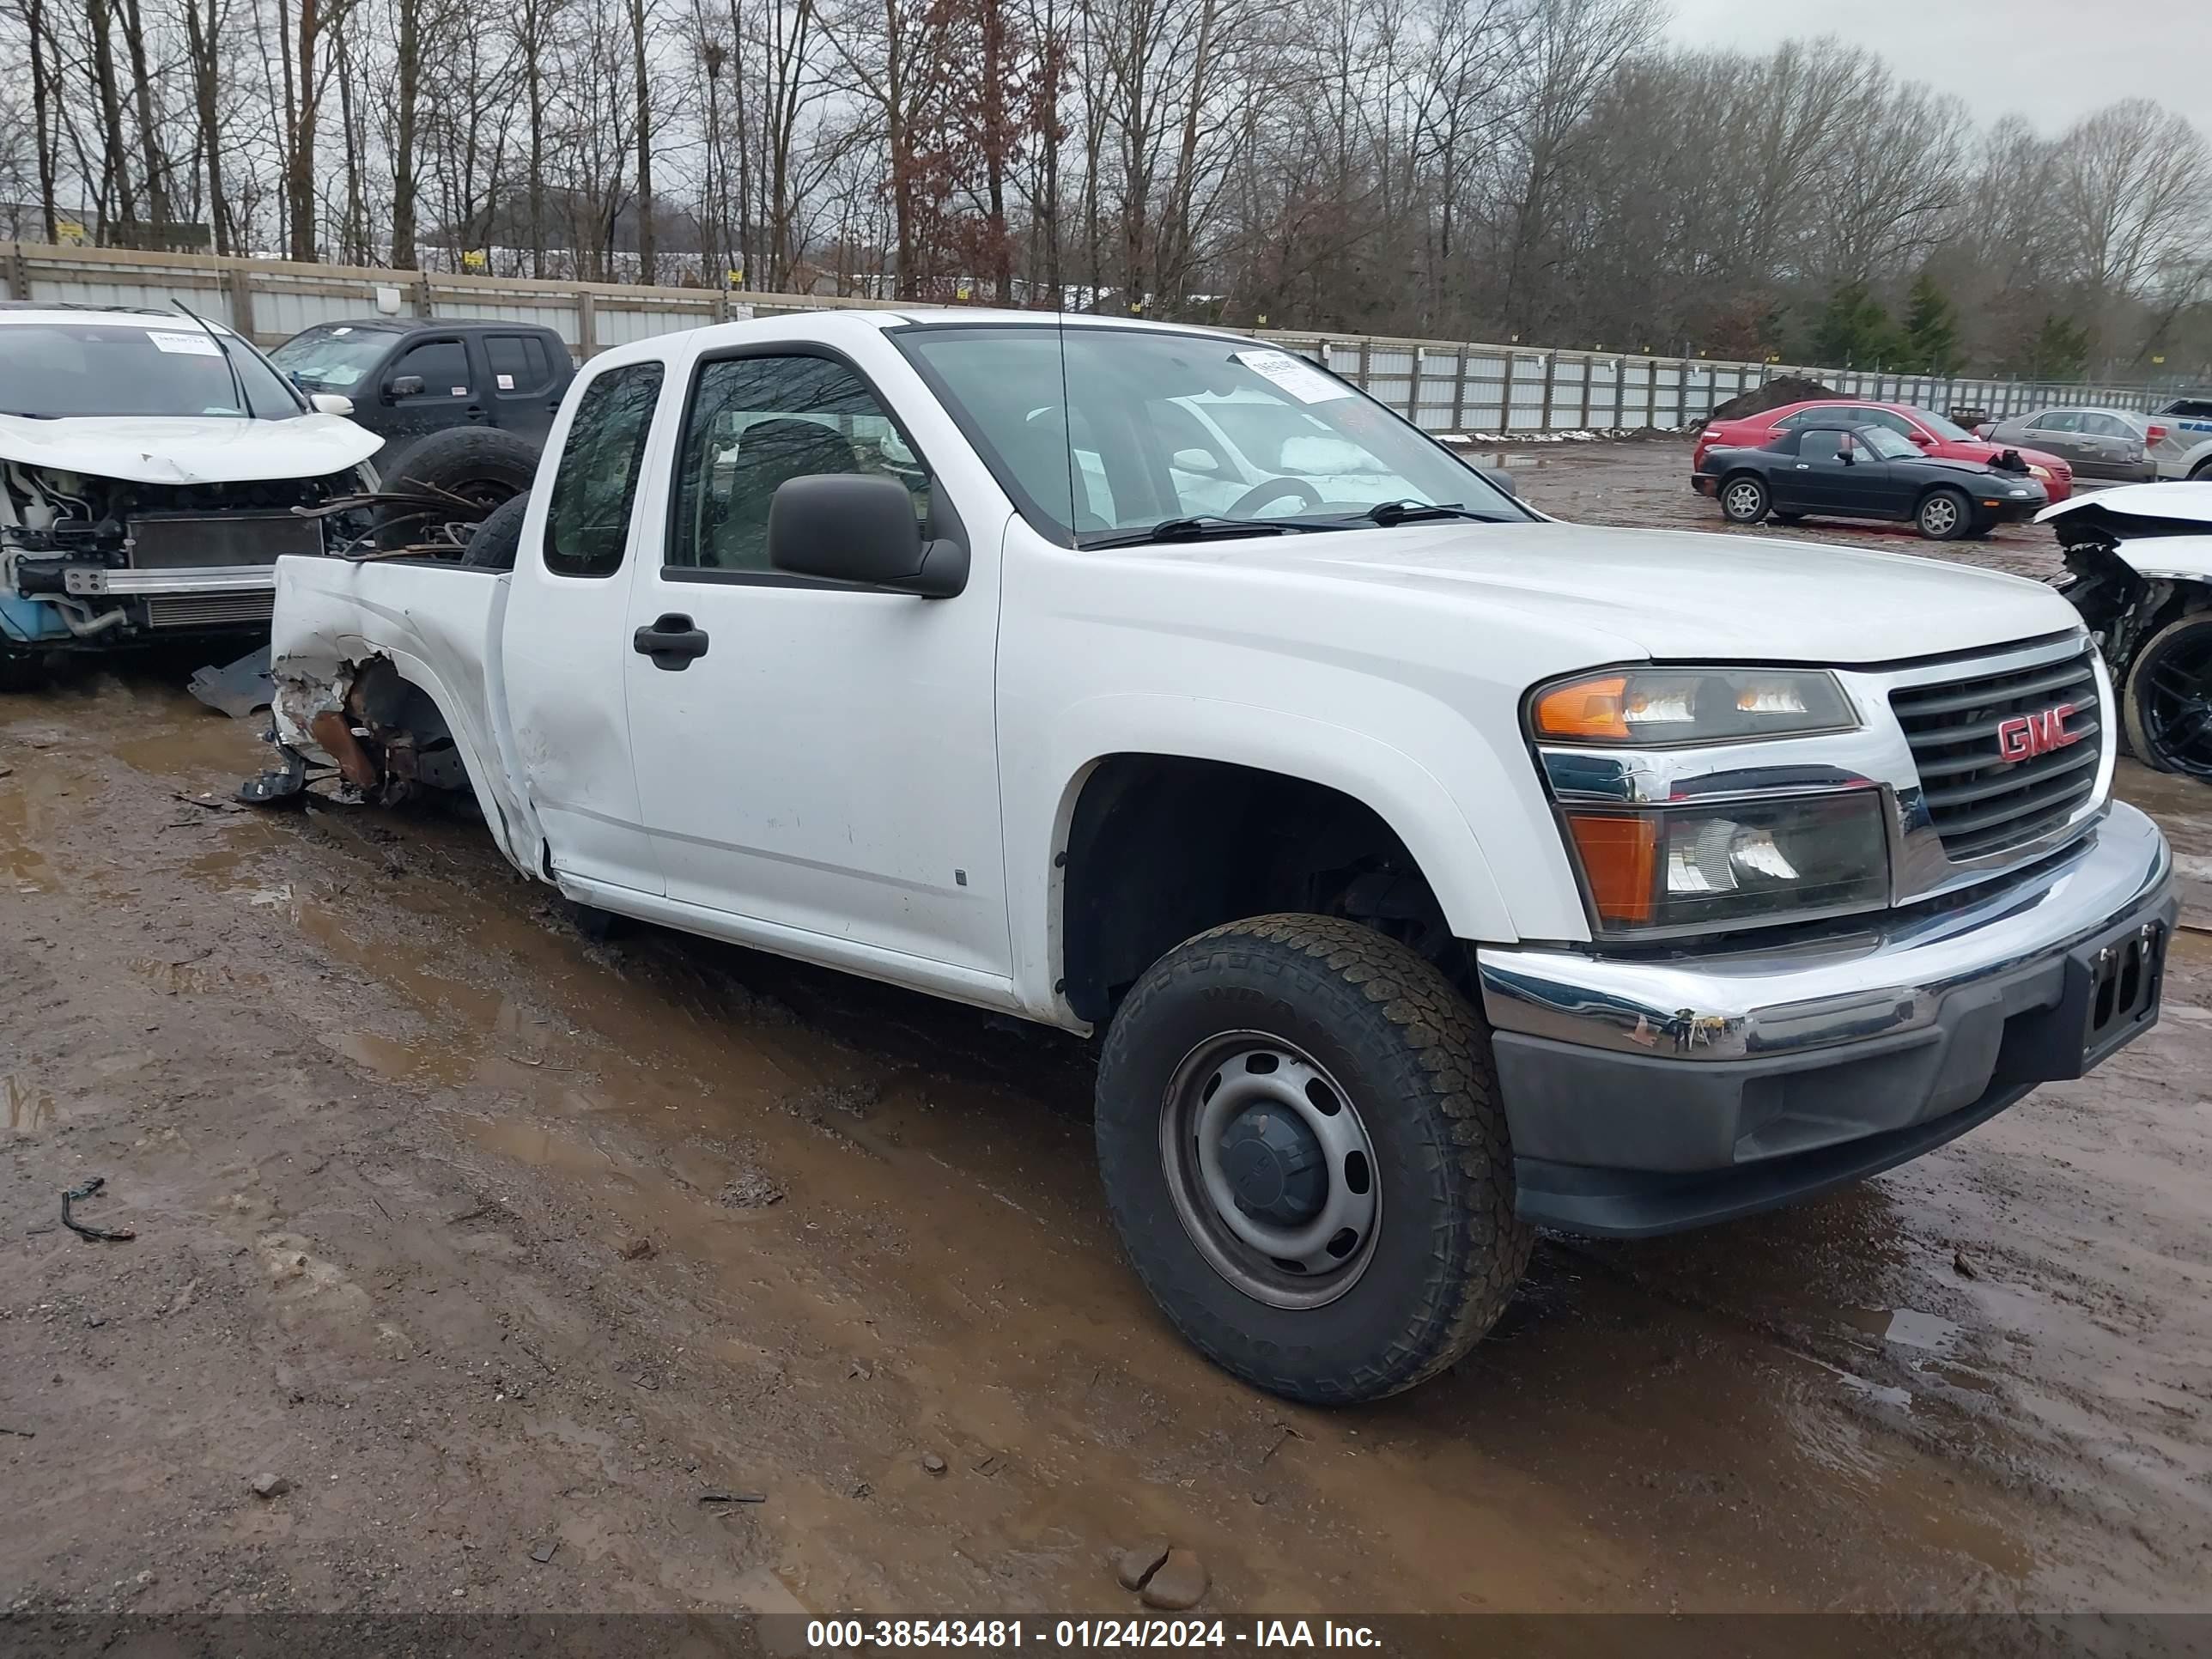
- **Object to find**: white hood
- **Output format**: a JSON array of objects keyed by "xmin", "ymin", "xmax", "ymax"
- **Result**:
[
  {"xmin": 2039, "ymin": 480, "xmax": 2212, "ymax": 583},
  {"xmin": 0, "ymin": 412, "xmax": 383, "ymax": 485},
  {"xmin": 1156, "ymin": 520, "xmax": 2085, "ymax": 664},
  {"xmin": 2039, "ymin": 479, "xmax": 2212, "ymax": 528}
]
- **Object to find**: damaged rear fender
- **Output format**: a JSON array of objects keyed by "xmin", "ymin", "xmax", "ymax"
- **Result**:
[{"xmin": 271, "ymin": 650, "xmax": 542, "ymax": 873}]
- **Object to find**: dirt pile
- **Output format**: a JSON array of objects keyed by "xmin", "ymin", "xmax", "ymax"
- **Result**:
[{"xmin": 1704, "ymin": 374, "xmax": 1835, "ymax": 427}]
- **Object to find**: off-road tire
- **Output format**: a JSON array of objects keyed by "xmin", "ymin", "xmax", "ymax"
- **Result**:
[
  {"xmin": 1718, "ymin": 473, "xmax": 1770, "ymax": 525},
  {"xmin": 461, "ymin": 494, "xmax": 529, "ymax": 571},
  {"xmin": 375, "ymin": 427, "xmax": 539, "ymax": 549},
  {"xmin": 2123, "ymin": 612, "xmax": 2212, "ymax": 777},
  {"xmin": 1916, "ymin": 487, "xmax": 1973, "ymax": 541},
  {"xmin": 1094, "ymin": 915, "xmax": 1531, "ymax": 1404}
]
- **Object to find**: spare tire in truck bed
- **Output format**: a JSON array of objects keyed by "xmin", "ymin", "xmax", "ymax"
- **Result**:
[{"xmin": 375, "ymin": 427, "xmax": 540, "ymax": 550}]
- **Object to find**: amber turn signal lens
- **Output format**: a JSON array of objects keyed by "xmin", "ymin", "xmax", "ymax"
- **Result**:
[
  {"xmin": 1563, "ymin": 812, "xmax": 1657, "ymax": 925},
  {"xmin": 1534, "ymin": 676, "xmax": 1628, "ymax": 740}
]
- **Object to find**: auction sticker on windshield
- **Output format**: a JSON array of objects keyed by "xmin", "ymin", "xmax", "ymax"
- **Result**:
[
  {"xmin": 147, "ymin": 331, "xmax": 223, "ymax": 356},
  {"xmin": 1233, "ymin": 349, "xmax": 1352, "ymax": 404}
]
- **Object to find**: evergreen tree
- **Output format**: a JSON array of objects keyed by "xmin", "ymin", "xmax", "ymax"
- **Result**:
[
  {"xmin": 1900, "ymin": 272, "xmax": 1964, "ymax": 374},
  {"xmin": 2018, "ymin": 315, "xmax": 2093, "ymax": 380},
  {"xmin": 1807, "ymin": 279, "xmax": 1902, "ymax": 368}
]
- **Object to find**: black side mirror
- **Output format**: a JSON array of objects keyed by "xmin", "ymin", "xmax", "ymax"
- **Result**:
[
  {"xmin": 387, "ymin": 374, "xmax": 426, "ymax": 401},
  {"xmin": 768, "ymin": 474, "xmax": 968, "ymax": 599}
]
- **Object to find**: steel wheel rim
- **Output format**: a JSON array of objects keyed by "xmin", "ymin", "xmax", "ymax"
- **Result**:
[
  {"xmin": 2143, "ymin": 635, "xmax": 2212, "ymax": 777},
  {"xmin": 1923, "ymin": 495, "xmax": 1959, "ymax": 535},
  {"xmin": 1724, "ymin": 481, "xmax": 1762, "ymax": 520},
  {"xmin": 1158, "ymin": 1031, "xmax": 1382, "ymax": 1310}
]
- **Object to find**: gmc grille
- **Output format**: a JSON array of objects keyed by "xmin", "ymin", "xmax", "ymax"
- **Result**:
[{"xmin": 1891, "ymin": 648, "xmax": 2102, "ymax": 861}]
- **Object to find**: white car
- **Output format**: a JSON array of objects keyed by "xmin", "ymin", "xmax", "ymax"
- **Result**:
[
  {"xmin": 2149, "ymin": 395, "xmax": 2212, "ymax": 481},
  {"xmin": 0, "ymin": 303, "xmax": 381, "ymax": 689},
  {"xmin": 2043, "ymin": 481, "xmax": 2212, "ymax": 777},
  {"xmin": 259, "ymin": 311, "xmax": 2173, "ymax": 1404}
]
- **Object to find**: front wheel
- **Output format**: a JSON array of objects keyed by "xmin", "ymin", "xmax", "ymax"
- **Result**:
[
  {"xmin": 1094, "ymin": 915, "xmax": 1531, "ymax": 1404},
  {"xmin": 1719, "ymin": 474, "xmax": 1770, "ymax": 525},
  {"xmin": 1917, "ymin": 487, "xmax": 1972, "ymax": 541},
  {"xmin": 2124, "ymin": 613, "xmax": 2212, "ymax": 778}
]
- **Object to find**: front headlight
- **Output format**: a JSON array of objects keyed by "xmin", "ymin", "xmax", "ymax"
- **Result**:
[
  {"xmin": 1560, "ymin": 792, "xmax": 1891, "ymax": 937},
  {"xmin": 1531, "ymin": 666, "xmax": 1856, "ymax": 745},
  {"xmin": 2028, "ymin": 465, "xmax": 2052, "ymax": 481}
]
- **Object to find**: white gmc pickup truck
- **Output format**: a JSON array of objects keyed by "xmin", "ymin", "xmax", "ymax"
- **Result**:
[{"xmin": 260, "ymin": 311, "xmax": 2175, "ymax": 1404}]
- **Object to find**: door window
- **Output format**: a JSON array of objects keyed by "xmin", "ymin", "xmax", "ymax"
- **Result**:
[
  {"xmin": 2081, "ymin": 413, "xmax": 2132, "ymax": 439},
  {"xmin": 543, "ymin": 362, "xmax": 664, "ymax": 579},
  {"xmin": 390, "ymin": 337, "xmax": 471, "ymax": 399},
  {"xmin": 1797, "ymin": 430, "xmax": 1853, "ymax": 462},
  {"xmin": 487, "ymin": 333, "xmax": 556, "ymax": 393},
  {"xmin": 670, "ymin": 353, "xmax": 931, "ymax": 573},
  {"xmin": 2029, "ymin": 410, "xmax": 2081, "ymax": 433}
]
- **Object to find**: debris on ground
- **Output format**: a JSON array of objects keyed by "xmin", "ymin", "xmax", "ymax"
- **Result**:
[
  {"xmin": 530, "ymin": 1540, "xmax": 558, "ymax": 1564},
  {"xmin": 716, "ymin": 1171, "xmax": 786, "ymax": 1208},
  {"xmin": 1139, "ymin": 1547, "xmax": 1210, "ymax": 1609},
  {"xmin": 698, "ymin": 1491, "xmax": 767, "ymax": 1505},
  {"xmin": 60, "ymin": 1177, "xmax": 136, "ymax": 1243},
  {"xmin": 186, "ymin": 647, "xmax": 276, "ymax": 720},
  {"xmin": 921, "ymin": 1452, "xmax": 947, "ymax": 1475},
  {"xmin": 249, "ymin": 1473, "xmax": 291, "ymax": 1499},
  {"xmin": 1954, "ymin": 1250, "xmax": 1980, "ymax": 1280},
  {"xmin": 1115, "ymin": 1539, "xmax": 1171, "ymax": 1591},
  {"xmin": 616, "ymin": 1236, "xmax": 655, "ymax": 1261}
]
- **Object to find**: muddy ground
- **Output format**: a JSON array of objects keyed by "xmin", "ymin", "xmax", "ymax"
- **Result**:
[{"xmin": 3, "ymin": 440, "xmax": 2209, "ymax": 1624}]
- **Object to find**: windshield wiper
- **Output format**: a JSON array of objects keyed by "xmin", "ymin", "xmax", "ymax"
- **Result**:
[
  {"xmin": 1081, "ymin": 514, "xmax": 1332, "ymax": 549},
  {"xmin": 1354, "ymin": 499, "xmax": 1512, "ymax": 527}
]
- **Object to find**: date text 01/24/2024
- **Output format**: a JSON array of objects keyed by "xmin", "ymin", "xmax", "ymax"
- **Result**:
[{"xmin": 804, "ymin": 1620, "xmax": 1384, "ymax": 1650}]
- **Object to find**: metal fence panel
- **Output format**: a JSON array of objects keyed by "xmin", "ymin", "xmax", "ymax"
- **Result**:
[{"xmin": 0, "ymin": 240, "xmax": 2175, "ymax": 435}]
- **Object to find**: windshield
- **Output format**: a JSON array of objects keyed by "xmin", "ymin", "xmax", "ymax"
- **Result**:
[
  {"xmin": 0, "ymin": 320, "xmax": 302, "ymax": 419},
  {"xmin": 1856, "ymin": 426, "xmax": 1919, "ymax": 460},
  {"xmin": 1904, "ymin": 406, "xmax": 1972, "ymax": 441},
  {"xmin": 894, "ymin": 324, "xmax": 1529, "ymax": 544},
  {"xmin": 270, "ymin": 323, "xmax": 398, "ymax": 391}
]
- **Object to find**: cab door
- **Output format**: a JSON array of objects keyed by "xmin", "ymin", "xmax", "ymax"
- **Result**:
[
  {"xmin": 617, "ymin": 337, "xmax": 1011, "ymax": 978},
  {"xmin": 500, "ymin": 357, "xmax": 672, "ymax": 896}
]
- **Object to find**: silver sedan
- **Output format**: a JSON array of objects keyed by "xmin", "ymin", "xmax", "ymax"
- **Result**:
[{"xmin": 1978, "ymin": 406, "xmax": 2158, "ymax": 482}]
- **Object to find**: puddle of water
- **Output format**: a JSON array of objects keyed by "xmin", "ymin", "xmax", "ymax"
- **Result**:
[{"xmin": 1843, "ymin": 1305, "xmax": 1961, "ymax": 1355}]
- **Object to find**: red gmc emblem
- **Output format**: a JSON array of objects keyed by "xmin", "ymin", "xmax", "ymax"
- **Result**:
[{"xmin": 1996, "ymin": 703, "xmax": 2082, "ymax": 762}]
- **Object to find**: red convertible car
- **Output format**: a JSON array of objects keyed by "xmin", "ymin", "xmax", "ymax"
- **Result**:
[{"xmin": 1694, "ymin": 399, "xmax": 2074, "ymax": 501}]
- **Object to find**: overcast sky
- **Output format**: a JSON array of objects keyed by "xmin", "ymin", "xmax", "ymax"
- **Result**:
[{"xmin": 1663, "ymin": 1, "xmax": 2212, "ymax": 137}]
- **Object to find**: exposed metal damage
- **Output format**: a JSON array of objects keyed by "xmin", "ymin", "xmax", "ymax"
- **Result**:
[{"xmin": 246, "ymin": 653, "xmax": 470, "ymax": 810}]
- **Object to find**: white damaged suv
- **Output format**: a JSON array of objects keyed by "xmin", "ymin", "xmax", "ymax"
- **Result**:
[
  {"xmin": 259, "ymin": 312, "xmax": 2175, "ymax": 1402},
  {"xmin": 0, "ymin": 303, "xmax": 381, "ymax": 689}
]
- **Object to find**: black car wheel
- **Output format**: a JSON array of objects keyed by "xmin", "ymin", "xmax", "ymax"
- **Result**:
[
  {"xmin": 1719, "ymin": 474, "xmax": 1770, "ymax": 525},
  {"xmin": 2124, "ymin": 614, "xmax": 2212, "ymax": 778},
  {"xmin": 1916, "ymin": 488, "xmax": 1972, "ymax": 541},
  {"xmin": 461, "ymin": 494, "xmax": 530, "ymax": 571},
  {"xmin": 376, "ymin": 428, "xmax": 540, "ymax": 550},
  {"xmin": 1094, "ymin": 915, "xmax": 1531, "ymax": 1404},
  {"xmin": 1771, "ymin": 511, "xmax": 1805, "ymax": 526}
]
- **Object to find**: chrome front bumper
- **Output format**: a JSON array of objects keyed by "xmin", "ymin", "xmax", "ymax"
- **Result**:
[
  {"xmin": 1476, "ymin": 803, "xmax": 2173, "ymax": 1237},
  {"xmin": 1479, "ymin": 801, "xmax": 2169, "ymax": 1064}
]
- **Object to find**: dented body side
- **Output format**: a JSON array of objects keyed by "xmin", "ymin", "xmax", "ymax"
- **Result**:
[{"xmin": 270, "ymin": 553, "xmax": 545, "ymax": 876}]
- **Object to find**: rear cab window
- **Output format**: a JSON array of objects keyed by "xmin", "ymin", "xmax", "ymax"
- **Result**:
[{"xmin": 543, "ymin": 362, "xmax": 665, "ymax": 578}]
